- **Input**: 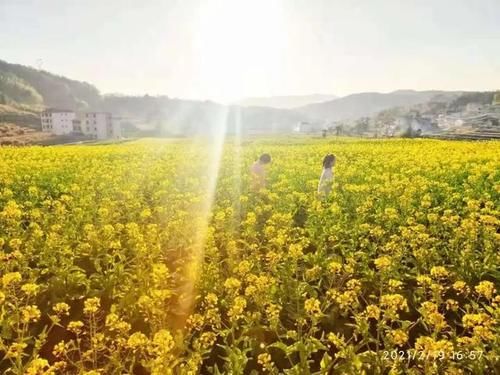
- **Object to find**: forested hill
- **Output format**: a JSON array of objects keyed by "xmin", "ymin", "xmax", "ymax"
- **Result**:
[
  {"xmin": 1, "ymin": 59, "xmax": 496, "ymax": 138},
  {"xmin": 0, "ymin": 60, "xmax": 309, "ymax": 134},
  {"xmin": 297, "ymin": 90, "xmax": 464, "ymax": 121},
  {"xmin": 0, "ymin": 59, "xmax": 101, "ymax": 110}
]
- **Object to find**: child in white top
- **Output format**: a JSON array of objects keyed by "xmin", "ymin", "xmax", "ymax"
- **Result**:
[{"xmin": 318, "ymin": 154, "xmax": 336, "ymax": 196}]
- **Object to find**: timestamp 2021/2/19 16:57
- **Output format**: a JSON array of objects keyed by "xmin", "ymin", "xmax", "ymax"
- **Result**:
[{"xmin": 383, "ymin": 350, "xmax": 484, "ymax": 362}]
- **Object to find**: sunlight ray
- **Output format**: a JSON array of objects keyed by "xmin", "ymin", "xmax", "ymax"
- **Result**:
[{"xmin": 172, "ymin": 106, "xmax": 230, "ymax": 329}]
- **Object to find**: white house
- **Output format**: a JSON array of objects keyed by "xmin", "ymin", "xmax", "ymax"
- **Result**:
[
  {"xmin": 437, "ymin": 114, "xmax": 464, "ymax": 130},
  {"xmin": 295, "ymin": 121, "xmax": 314, "ymax": 133},
  {"xmin": 41, "ymin": 109, "xmax": 76, "ymax": 135},
  {"xmin": 40, "ymin": 109, "xmax": 121, "ymax": 139},
  {"xmin": 465, "ymin": 103, "xmax": 483, "ymax": 114},
  {"xmin": 493, "ymin": 92, "xmax": 500, "ymax": 106},
  {"xmin": 79, "ymin": 112, "xmax": 121, "ymax": 139}
]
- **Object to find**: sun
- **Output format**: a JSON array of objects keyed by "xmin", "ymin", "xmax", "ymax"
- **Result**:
[{"xmin": 193, "ymin": 0, "xmax": 287, "ymax": 103}]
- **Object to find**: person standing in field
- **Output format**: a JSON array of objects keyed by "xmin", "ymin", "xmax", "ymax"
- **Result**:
[
  {"xmin": 318, "ymin": 154, "xmax": 336, "ymax": 196},
  {"xmin": 250, "ymin": 153, "xmax": 271, "ymax": 191}
]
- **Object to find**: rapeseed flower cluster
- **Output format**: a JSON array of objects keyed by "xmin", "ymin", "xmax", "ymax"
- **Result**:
[{"xmin": 0, "ymin": 138, "xmax": 498, "ymax": 373}]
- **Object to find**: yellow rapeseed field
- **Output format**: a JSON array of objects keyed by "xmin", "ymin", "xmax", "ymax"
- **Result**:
[{"xmin": 0, "ymin": 138, "xmax": 498, "ymax": 374}]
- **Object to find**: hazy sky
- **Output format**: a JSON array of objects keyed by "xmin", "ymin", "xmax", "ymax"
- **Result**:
[{"xmin": 1, "ymin": 0, "xmax": 499, "ymax": 102}]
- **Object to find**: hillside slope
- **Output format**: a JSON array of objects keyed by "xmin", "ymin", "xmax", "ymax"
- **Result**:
[
  {"xmin": 298, "ymin": 90, "xmax": 462, "ymax": 121},
  {"xmin": 0, "ymin": 104, "xmax": 40, "ymax": 128},
  {"xmin": 236, "ymin": 94, "xmax": 337, "ymax": 109},
  {"xmin": 0, "ymin": 59, "xmax": 308, "ymax": 135},
  {"xmin": 0, "ymin": 59, "xmax": 101, "ymax": 110}
]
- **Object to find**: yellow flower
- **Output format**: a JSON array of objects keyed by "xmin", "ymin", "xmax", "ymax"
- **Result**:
[
  {"xmin": 236, "ymin": 260, "xmax": 251, "ymax": 275},
  {"xmin": 384, "ymin": 208, "xmax": 399, "ymax": 220},
  {"xmin": 205, "ymin": 293, "xmax": 218, "ymax": 306},
  {"xmin": 461, "ymin": 312, "xmax": 495, "ymax": 341},
  {"xmin": 83, "ymin": 297, "xmax": 101, "ymax": 314},
  {"xmin": 305, "ymin": 265, "xmax": 321, "ymax": 280},
  {"xmin": 416, "ymin": 275, "xmax": 432, "ymax": 286},
  {"xmin": 388, "ymin": 279, "xmax": 403, "ymax": 290},
  {"xmin": 25, "ymin": 357, "xmax": 50, "ymax": 375},
  {"xmin": 427, "ymin": 312, "xmax": 447, "ymax": 331},
  {"xmin": 1, "ymin": 200, "xmax": 22, "ymax": 220},
  {"xmin": 186, "ymin": 313, "xmax": 204, "ymax": 330},
  {"xmin": 21, "ymin": 283, "xmax": 40, "ymax": 297},
  {"xmin": 21, "ymin": 305, "xmax": 41, "ymax": 323},
  {"xmin": 346, "ymin": 279, "xmax": 362, "ymax": 292},
  {"xmin": 420, "ymin": 194, "xmax": 432, "ymax": 208},
  {"xmin": 198, "ymin": 332, "xmax": 217, "ymax": 349},
  {"xmin": 472, "ymin": 325, "xmax": 494, "ymax": 341},
  {"xmin": 228, "ymin": 296, "xmax": 247, "ymax": 322},
  {"xmin": 328, "ymin": 261, "xmax": 342, "ymax": 274},
  {"xmin": 374, "ymin": 256, "xmax": 391, "ymax": 270},
  {"xmin": 5, "ymin": 342, "xmax": 27, "ymax": 358},
  {"xmin": 475, "ymin": 280, "xmax": 496, "ymax": 299},
  {"xmin": 427, "ymin": 213, "xmax": 439, "ymax": 223},
  {"xmin": 151, "ymin": 263, "xmax": 169, "ymax": 285},
  {"xmin": 67, "ymin": 320, "xmax": 84, "ymax": 334},
  {"xmin": 223, "ymin": 277, "xmax": 241, "ymax": 291},
  {"xmin": 288, "ymin": 243, "xmax": 303, "ymax": 259},
  {"xmin": 53, "ymin": 302, "xmax": 71, "ymax": 316},
  {"xmin": 9, "ymin": 238, "xmax": 22, "ymax": 250},
  {"xmin": 365, "ymin": 305, "xmax": 381, "ymax": 320},
  {"xmin": 452, "ymin": 281, "xmax": 469, "ymax": 293},
  {"xmin": 327, "ymin": 332, "xmax": 346, "ymax": 348},
  {"xmin": 257, "ymin": 353, "xmax": 274, "ymax": 372},
  {"xmin": 127, "ymin": 332, "xmax": 149, "ymax": 350},
  {"xmin": 462, "ymin": 313, "xmax": 493, "ymax": 329},
  {"xmin": 2, "ymin": 271, "xmax": 22, "ymax": 288},
  {"xmin": 420, "ymin": 301, "xmax": 438, "ymax": 315},
  {"xmin": 152, "ymin": 329, "xmax": 175, "ymax": 353},
  {"xmin": 52, "ymin": 341, "xmax": 67, "ymax": 357},
  {"xmin": 380, "ymin": 294, "xmax": 408, "ymax": 312},
  {"xmin": 304, "ymin": 298, "xmax": 322, "ymax": 318},
  {"xmin": 265, "ymin": 303, "xmax": 281, "ymax": 326},
  {"xmin": 415, "ymin": 336, "xmax": 454, "ymax": 359},
  {"xmin": 140, "ymin": 208, "xmax": 152, "ymax": 219},
  {"xmin": 389, "ymin": 329, "xmax": 408, "ymax": 346},
  {"xmin": 265, "ymin": 251, "xmax": 281, "ymax": 266},
  {"xmin": 430, "ymin": 266, "xmax": 448, "ymax": 279},
  {"xmin": 245, "ymin": 285, "xmax": 257, "ymax": 297},
  {"xmin": 105, "ymin": 313, "xmax": 131, "ymax": 332},
  {"xmin": 336, "ymin": 291, "xmax": 358, "ymax": 311}
]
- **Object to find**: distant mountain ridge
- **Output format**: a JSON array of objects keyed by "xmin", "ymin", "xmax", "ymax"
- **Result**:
[
  {"xmin": 236, "ymin": 94, "xmax": 337, "ymax": 109},
  {"xmin": 298, "ymin": 90, "xmax": 464, "ymax": 121},
  {"xmin": 101, "ymin": 95, "xmax": 308, "ymax": 136},
  {"xmin": 1, "ymin": 59, "xmax": 487, "ymax": 137},
  {"xmin": 0, "ymin": 59, "xmax": 309, "ymax": 134}
]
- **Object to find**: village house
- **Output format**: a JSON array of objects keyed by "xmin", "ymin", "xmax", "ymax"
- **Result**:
[
  {"xmin": 40, "ymin": 109, "xmax": 121, "ymax": 139},
  {"xmin": 295, "ymin": 121, "xmax": 316, "ymax": 133},
  {"xmin": 40, "ymin": 109, "xmax": 76, "ymax": 135}
]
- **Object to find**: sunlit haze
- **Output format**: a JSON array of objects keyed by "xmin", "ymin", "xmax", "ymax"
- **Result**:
[{"xmin": 1, "ymin": 0, "xmax": 499, "ymax": 102}]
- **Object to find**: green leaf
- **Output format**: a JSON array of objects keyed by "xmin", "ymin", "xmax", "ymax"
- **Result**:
[{"xmin": 320, "ymin": 352, "xmax": 332, "ymax": 369}]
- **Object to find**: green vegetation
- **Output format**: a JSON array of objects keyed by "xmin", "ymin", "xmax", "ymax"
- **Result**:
[
  {"xmin": 0, "ymin": 60, "xmax": 100, "ymax": 111},
  {"xmin": 448, "ymin": 92, "xmax": 495, "ymax": 112},
  {"xmin": 0, "ymin": 72, "xmax": 43, "ymax": 106},
  {"xmin": 0, "ymin": 138, "xmax": 498, "ymax": 373},
  {"xmin": 0, "ymin": 104, "xmax": 41, "ymax": 129}
]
